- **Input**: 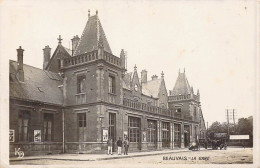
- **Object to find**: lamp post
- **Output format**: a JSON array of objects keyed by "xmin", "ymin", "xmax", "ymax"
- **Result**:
[{"xmin": 99, "ymin": 116, "xmax": 104, "ymax": 142}]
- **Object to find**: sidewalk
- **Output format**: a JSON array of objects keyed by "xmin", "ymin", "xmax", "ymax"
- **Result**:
[{"xmin": 10, "ymin": 148, "xmax": 204, "ymax": 162}]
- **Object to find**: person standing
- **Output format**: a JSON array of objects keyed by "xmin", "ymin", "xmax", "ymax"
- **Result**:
[
  {"xmin": 116, "ymin": 137, "xmax": 123, "ymax": 155},
  {"xmin": 123, "ymin": 137, "xmax": 129, "ymax": 155},
  {"xmin": 107, "ymin": 138, "xmax": 113, "ymax": 155}
]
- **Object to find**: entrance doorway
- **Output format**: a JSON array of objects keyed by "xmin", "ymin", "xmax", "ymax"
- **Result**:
[
  {"xmin": 174, "ymin": 123, "xmax": 181, "ymax": 148},
  {"xmin": 184, "ymin": 125, "xmax": 190, "ymax": 147}
]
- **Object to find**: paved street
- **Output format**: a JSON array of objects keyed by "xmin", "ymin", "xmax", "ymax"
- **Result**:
[{"xmin": 10, "ymin": 147, "xmax": 252, "ymax": 165}]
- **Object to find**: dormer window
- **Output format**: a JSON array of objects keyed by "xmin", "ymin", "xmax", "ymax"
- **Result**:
[
  {"xmin": 57, "ymin": 59, "xmax": 61, "ymax": 69},
  {"xmin": 134, "ymin": 84, "xmax": 138, "ymax": 91}
]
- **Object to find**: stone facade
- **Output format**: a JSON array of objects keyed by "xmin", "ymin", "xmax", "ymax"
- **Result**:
[{"xmin": 9, "ymin": 11, "xmax": 206, "ymax": 156}]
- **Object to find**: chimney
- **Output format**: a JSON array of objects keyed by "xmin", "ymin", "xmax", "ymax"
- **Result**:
[
  {"xmin": 151, "ymin": 75, "xmax": 158, "ymax": 80},
  {"xmin": 197, "ymin": 89, "xmax": 200, "ymax": 101},
  {"xmin": 71, "ymin": 35, "xmax": 80, "ymax": 56},
  {"xmin": 43, "ymin": 45, "xmax": 51, "ymax": 70},
  {"xmin": 120, "ymin": 49, "xmax": 126, "ymax": 69},
  {"xmin": 141, "ymin": 69, "xmax": 147, "ymax": 83},
  {"xmin": 17, "ymin": 46, "xmax": 24, "ymax": 82}
]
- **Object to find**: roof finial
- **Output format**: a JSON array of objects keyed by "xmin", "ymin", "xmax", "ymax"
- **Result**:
[
  {"xmin": 96, "ymin": 10, "xmax": 98, "ymax": 15},
  {"xmin": 57, "ymin": 35, "xmax": 63, "ymax": 45},
  {"xmin": 88, "ymin": 9, "xmax": 90, "ymax": 18},
  {"xmin": 179, "ymin": 68, "xmax": 180, "ymax": 74},
  {"xmin": 184, "ymin": 68, "xmax": 185, "ymax": 73},
  {"xmin": 134, "ymin": 64, "xmax": 137, "ymax": 71},
  {"xmin": 161, "ymin": 71, "xmax": 164, "ymax": 78}
]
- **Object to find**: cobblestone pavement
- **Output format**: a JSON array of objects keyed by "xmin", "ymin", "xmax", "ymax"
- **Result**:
[{"xmin": 10, "ymin": 147, "xmax": 252, "ymax": 165}]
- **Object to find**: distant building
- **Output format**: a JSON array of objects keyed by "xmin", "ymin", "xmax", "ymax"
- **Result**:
[{"xmin": 9, "ymin": 11, "xmax": 206, "ymax": 156}]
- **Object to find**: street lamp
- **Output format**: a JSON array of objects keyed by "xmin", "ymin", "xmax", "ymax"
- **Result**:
[{"xmin": 99, "ymin": 116, "xmax": 104, "ymax": 142}]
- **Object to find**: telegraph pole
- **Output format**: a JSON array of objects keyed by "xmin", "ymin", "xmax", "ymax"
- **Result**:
[{"xmin": 226, "ymin": 109, "xmax": 230, "ymax": 138}]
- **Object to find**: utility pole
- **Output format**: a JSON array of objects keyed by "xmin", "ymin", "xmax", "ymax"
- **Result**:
[
  {"xmin": 226, "ymin": 109, "xmax": 230, "ymax": 138},
  {"xmin": 206, "ymin": 122, "xmax": 208, "ymax": 139},
  {"xmin": 233, "ymin": 109, "xmax": 235, "ymax": 125}
]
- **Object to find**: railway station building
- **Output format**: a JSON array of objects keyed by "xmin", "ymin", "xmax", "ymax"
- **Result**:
[{"xmin": 9, "ymin": 11, "xmax": 206, "ymax": 156}]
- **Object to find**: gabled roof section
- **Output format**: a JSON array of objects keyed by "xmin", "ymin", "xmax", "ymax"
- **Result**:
[
  {"xmin": 73, "ymin": 14, "xmax": 112, "ymax": 56},
  {"xmin": 172, "ymin": 72, "xmax": 191, "ymax": 95},
  {"xmin": 45, "ymin": 44, "xmax": 72, "ymax": 72},
  {"xmin": 10, "ymin": 60, "xmax": 63, "ymax": 105},
  {"xmin": 142, "ymin": 78, "xmax": 162, "ymax": 98}
]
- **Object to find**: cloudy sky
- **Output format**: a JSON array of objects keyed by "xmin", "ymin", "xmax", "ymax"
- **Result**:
[{"xmin": 0, "ymin": 0, "xmax": 257, "ymax": 125}]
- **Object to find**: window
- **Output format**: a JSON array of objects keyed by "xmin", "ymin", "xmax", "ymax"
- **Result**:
[
  {"xmin": 77, "ymin": 75, "xmax": 86, "ymax": 93},
  {"xmin": 78, "ymin": 113, "xmax": 87, "ymax": 141},
  {"xmin": 57, "ymin": 59, "xmax": 61, "ymax": 69},
  {"xmin": 174, "ymin": 124, "xmax": 181, "ymax": 143},
  {"xmin": 128, "ymin": 117, "xmax": 141, "ymax": 142},
  {"xmin": 194, "ymin": 106, "xmax": 197, "ymax": 117},
  {"xmin": 18, "ymin": 110, "xmax": 30, "ymax": 141},
  {"xmin": 147, "ymin": 120, "xmax": 157, "ymax": 142},
  {"xmin": 108, "ymin": 75, "xmax": 116, "ymax": 94},
  {"xmin": 161, "ymin": 104, "xmax": 165, "ymax": 109},
  {"xmin": 44, "ymin": 113, "xmax": 53, "ymax": 141},
  {"xmin": 176, "ymin": 107, "xmax": 181, "ymax": 112},
  {"xmin": 162, "ymin": 122, "xmax": 170, "ymax": 147},
  {"xmin": 108, "ymin": 113, "xmax": 116, "ymax": 140}
]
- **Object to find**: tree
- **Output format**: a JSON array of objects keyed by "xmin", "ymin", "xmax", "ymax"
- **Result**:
[{"xmin": 208, "ymin": 116, "xmax": 253, "ymax": 137}]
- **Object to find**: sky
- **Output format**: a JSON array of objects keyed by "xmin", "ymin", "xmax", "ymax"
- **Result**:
[{"xmin": 0, "ymin": 0, "xmax": 257, "ymax": 126}]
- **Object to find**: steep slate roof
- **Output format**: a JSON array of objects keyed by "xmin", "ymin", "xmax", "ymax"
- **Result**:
[
  {"xmin": 172, "ymin": 72, "xmax": 191, "ymax": 95},
  {"xmin": 142, "ymin": 78, "xmax": 162, "ymax": 98},
  {"xmin": 10, "ymin": 60, "xmax": 63, "ymax": 105},
  {"xmin": 122, "ymin": 72, "xmax": 133, "ymax": 90},
  {"xmin": 73, "ymin": 15, "xmax": 112, "ymax": 56},
  {"xmin": 123, "ymin": 72, "xmax": 163, "ymax": 98},
  {"xmin": 63, "ymin": 47, "xmax": 72, "ymax": 56}
]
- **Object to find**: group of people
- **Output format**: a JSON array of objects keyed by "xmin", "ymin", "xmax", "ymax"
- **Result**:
[{"xmin": 107, "ymin": 137, "xmax": 129, "ymax": 155}]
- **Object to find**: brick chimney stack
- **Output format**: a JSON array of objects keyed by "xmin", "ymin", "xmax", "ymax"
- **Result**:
[
  {"xmin": 120, "ymin": 49, "xmax": 126, "ymax": 69},
  {"xmin": 43, "ymin": 45, "xmax": 51, "ymax": 70},
  {"xmin": 17, "ymin": 46, "xmax": 24, "ymax": 82},
  {"xmin": 71, "ymin": 35, "xmax": 80, "ymax": 56},
  {"xmin": 151, "ymin": 75, "xmax": 158, "ymax": 80},
  {"xmin": 141, "ymin": 69, "xmax": 147, "ymax": 83}
]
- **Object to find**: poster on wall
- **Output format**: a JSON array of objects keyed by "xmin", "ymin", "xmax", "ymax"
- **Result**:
[
  {"xmin": 123, "ymin": 131, "xmax": 128, "ymax": 139},
  {"xmin": 34, "ymin": 130, "xmax": 41, "ymax": 142},
  {"xmin": 103, "ymin": 129, "xmax": 108, "ymax": 142},
  {"xmin": 9, "ymin": 129, "xmax": 15, "ymax": 142}
]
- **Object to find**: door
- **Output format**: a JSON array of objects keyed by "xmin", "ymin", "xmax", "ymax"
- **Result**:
[{"xmin": 184, "ymin": 125, "xmax": 190, "ymax": 147}]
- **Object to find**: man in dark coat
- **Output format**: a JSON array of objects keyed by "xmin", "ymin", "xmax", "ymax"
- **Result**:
[{"xmin": 116, "ymin": 137, "xmax": 122, "ymax": 155}]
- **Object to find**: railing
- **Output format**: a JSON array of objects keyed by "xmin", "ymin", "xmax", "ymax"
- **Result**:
[
  {"xmin": 168, "ymin": 94, "xmax": 199, "ymax": 101},
  {"xmin": 168, "ymin": 94, "xmax": 191, "ymax": 101},
  {"xmin": 123, "ymin": 98, "xmax": 194, "ymax": 121},
  {"xmin": 104, "ymin": 51, "xmax": 121, "ymax": 67},
  {"xmin": 108, "ymin": 93, "xmax": 116, "ymax": 104},
  {"xmin": 62, "ymin": 50, "xmax": 122, "ymax": 68},
  {"xmin": 63, "ymin": 50, "xmax": 98, "ymax": 67},
  {"xmin": 75, "ymin": 93, "xmax": 87, "ymax": 105}
]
